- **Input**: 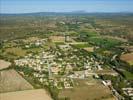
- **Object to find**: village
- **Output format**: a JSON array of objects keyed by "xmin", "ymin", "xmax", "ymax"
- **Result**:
[
  {"xmin": 9, "ymin": 35, "xmax": 122, "ymax": 100},
  {"xmin": 0, "ymin": 31, "xmax": 133, "ymax": 100},
  {"xmin": 0, "ymin": 1, "xmax": 133, "ymax": 98}
]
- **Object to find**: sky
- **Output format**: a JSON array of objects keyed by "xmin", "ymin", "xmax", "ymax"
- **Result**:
[{"xmin": 0, "ymin": 0, "xmax": 133, "ymax": 13}]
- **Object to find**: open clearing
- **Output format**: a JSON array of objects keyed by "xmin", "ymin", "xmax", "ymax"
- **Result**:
[
  {"xmin": 0, "ymin": 69, "xmax": 33, "ymax": 93},
  {"xmin": 95, "ymin": 69, "xmax": 118, "ymax": 76},
  {"xmin": 0, "ymin": 89, "xmax": 52, "ymax": 100},
  {"xmin": 122, "ymin": 70, "xmax": 133, "ymax": 80},
  {"xmin": 49, "ymin": 36, "xmax": 65, "ymax": 42},
  {"xmin": 69, "ymin": 42, "xmax": 88, "ymax": 45},
  {"xmin": 5, "ymin": 47, "xmax": 27, "ymax": 57},
  {"xmin": 102, "ymin": 36, "xmax": 127, "ymax": 42},
  {"xmin": 0, "ymin": 60, "xmax": 11, "ymax": 70},
  {"xmin": 59, "ymin": 79, "xmax": 115, "ymax": 100},
  {"xmin": 71, "ymin": 43, "xmax": 94, "ymax": 52},
  {"xmin": 23, "ymin": 37, "xmax": 40, "ymax": 43},
  {"xmin": 120, "ymin": 53, "xmax": 133, "ymax": 65},
  {"xmin": 83, "ymin": 47, "xmax": 94, "ymax": 52}
]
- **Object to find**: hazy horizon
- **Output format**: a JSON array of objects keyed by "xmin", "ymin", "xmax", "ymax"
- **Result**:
[{"xmin": 0, "ymin": 0, "xmax": 133, "ymax": 14}]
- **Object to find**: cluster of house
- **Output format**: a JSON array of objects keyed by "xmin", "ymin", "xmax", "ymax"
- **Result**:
[
  {"xmin": 58, "ymin": 44, "xmax": 71, "ymax": 51},
  {"xmin": 122, "ymin": 88, "xmax": 133, "ymax": 99},
  {"xmin": 50, "ymin": 78, "xmax": 74, "ymax": 89},
  {"xmin": 14, "ymin": 51, "xmax": 59, "ymax": 74},
  {"xmin": 67, "ymin": 70, "xmax": 97, "ymax": 79},
  {"xmin": 15, "ymin": 42, "xmax": 106, "ymax": 76},
  {"xmin": 14, "ymin": 39, "xmax": 111, "ymax": 90},
  {"xmin": 58, "ymin": 44, "xmax": 104, "ymax": 71},
  {"xmin": 25, "ymin": 38, "xmax": 46, "ymax": 48}
]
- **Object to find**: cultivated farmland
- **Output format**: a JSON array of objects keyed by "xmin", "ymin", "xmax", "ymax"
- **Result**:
[
  {"xmin": 0, "ymin": 69, "xmax": 33, "ymax": 93},
  {"xmin": 0, "ymin": 89, "xmax": 52, "ymax": 100},
  {"xmin": 120, "ymin": 53, "xmax": 133, "ymax": 65},
  {"xmin": 0, "ymin": 60, "xmax": 11, "ymax": 70},
  {"xmin": 59, "ymin": 79, "xmax": 115, "ymax": 100}
]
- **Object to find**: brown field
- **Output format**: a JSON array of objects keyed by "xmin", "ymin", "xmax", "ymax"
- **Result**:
[
  {"xmin": 95, "ymin": 69, "xmax": 118, "ymax": 76},
  {"xmin": 59, "ymin": 79, "xmax": 115, "ymax": 100},
  {"xmin": 0, "ymin": 60, "xmax": 11, "ymax": 70},
  {"xmin": 49, "ymin": 36, "xmax": 65, "ymax": 42},
  {"xmin": 0, "ymin": 89, "xmax": 52, "ymax": 100},
  {"xmin": 120, "ymin": 53, "xmax": 133, "ymax": 65},
  {"xmin": 0, "ymin": 69, "xmax": 33, "ymax": 93},
  {"xmin": 84, "ymin": 47, "xmax": 94, "ymax": 52}
]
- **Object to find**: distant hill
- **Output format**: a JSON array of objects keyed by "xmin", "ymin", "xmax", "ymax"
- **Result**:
[{"xmin": 0, "ymin": 12, "xmax": 133, "ymax": 17}]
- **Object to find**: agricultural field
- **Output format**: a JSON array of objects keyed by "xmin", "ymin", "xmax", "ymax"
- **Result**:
[
  {"xmin": 0, "ymin": 89, "xmax": 52, "ymax": 100},
  {"xmin": 0, "ymin": 60, "xmax": 11, "ymax": 70},
  {"xmin": 54, "ymin": 42, "xmax": 65, "ymax": 45},
  {"xmin": 1, "ymin": 47, "xmax": 27, "ymax": 60},
  {"xmin": 0, "ymin": 69, "xmax": 33, "ymax": 93},
  {"xmin": 95, "ymin": 69, "xmax": 119, "ymax": 76},
  {"xmin": 120, "ymin": 53, "xmax": 133, "ymax": 65},
  {"xmin": 83, "ymin": 47, "xmax": 94, "ymax": 52},
  {"xmin": 22, "ymin": 37, "xmax": 40, "ymax": 43},
  {"xmin": 71, "ymin": 43, "xmax": 95, "ymax": 52},
  {"xmin": 24, "ymin": 47, "xmax": 43, "ymax": 54},
  {"xmin": 59, "ymin": 78, "xmax": 115, "ymax": 100},
  {"xmin": 88, "ymin": 37, "xmax": 123, "ymax": 49},
  {"xmin": 49, "ymin": 36, "xmax": 65, "ymax": 42},
  {"xmin": 71, "ymin": 43, "xmax": 89, "ymax": 48},
  {"xmin": 4, "ymin": 47, "xmax": 27, "ymax": 56},
  {"xmin": 122, "ymin": 70, "xmax": 133, "ymax": 80}
]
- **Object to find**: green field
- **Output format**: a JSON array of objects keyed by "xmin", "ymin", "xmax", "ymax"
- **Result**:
[
  {"xmin": 72, "ymin": 43, "xmax": 90, "ymax": 48},
  {"xmin": 123, "ymin": 70, "xmax": 133, "ymax": 80},
  {"xmin": 88, "ymin": 37, "xmax": 122, "ymax": 48},
  {"xmin": 54, "ymin": 42, "xmax": 65, "ymax": 45}
]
